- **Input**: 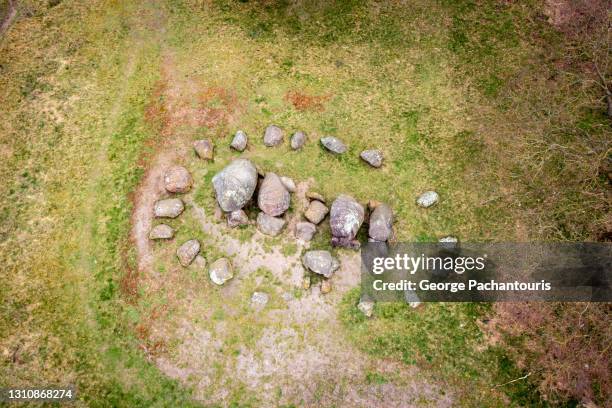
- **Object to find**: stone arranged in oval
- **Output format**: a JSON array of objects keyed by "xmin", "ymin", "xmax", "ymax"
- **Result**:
[
  {"xmin": 193, "ymin": 139, "xmax": 214, "ymax": 160},
  {"xmin": 176, "ymin": 239, "xmax": 200, "ymax": 267},
  {"xmin": 164, "ymin": 165, "xmax": 193, "ymax": 193},
  {"xmin": 290, "ymin": 131, "xmax": 306, "ymax": 150},
  {"xmin": 304, "ymin": 200, "xmax": 328, "ymax": 224},
  {"xmin": 149, "ymin": 224, "xmax": 174, "ymax": 240},
  {"xmin": 368, "ymin": 203, "xmax": 393, "ymax": 242},
  {"xmin": 360, "ymin": 149, "xmax": 383, "ymax": 168},
  {"xmin": 295, "ymin": 221, "xmax": 316, "ymax": 241},
  {"xmin": 257, "ymin": 172, "xmax": 290, "ymax": 216},
  {"xmin": 212, "ymin": 159, "xmax": 258, "ymax": 212},
  {"xmin": 330, "ymin": 194, "xmax": 364, "ymax": 241},
  {"xmin": 231, "ymin": 130, "xmax": 248, "ymax": 152},
  {"xmin": 154, "ymin": 198, "xmax": 185, "ymax": 218},
  {"xmin": 263, "ymin": 124, "xmax": 283, "ymax": 147},
  {"xmin": 320, "ymin": 136, "xmax": 347, "ymax": 154},
  {"xmin": 256, "ymin": 212, "xmax": 285, "ymax": 236},
  {"xmin": 416, "ymin": 191, "xmax": 439, "ymax": 208},
  {"xmin": 302, "ymin": 250, "xmax": 340, "ymax": 278}
]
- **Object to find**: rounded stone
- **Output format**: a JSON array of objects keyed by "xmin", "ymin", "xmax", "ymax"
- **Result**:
[
  {"xmin": 154, "ymin": 198, "xmax": 185, "ymax": 218},
  {"xmin": 302, "ymin": 250, "xmax": 340, "ymax": 278},
  {"xmin": 231, "ymin": 130, "xmax": 248, "ymax": 152},
  {"xmin": 368, "ymin": 203, "xmax": 393, "ymax": 242},
  {"xmin": 193, "ymin": 139, "xmax": 214, "ymax": 160},
  {"xmin": 164, "ymin": 165, "xmax": 193, "ymax": 193},
  {"xmin": 212, "ymin": 159, "xmax": 258, "ymax": 212},
  {"xmin": 290, "ymin": 131, "xmax": 306, "ymax": 150},
  {"xmin": 304, "ymin": 200, "xmax": 329, "ymax": 225},
  {"xmin": 149, "ymin": 224, "xmax": 174, "ymax": 240},
  {"xmin": 209, "ymin": 258, "xmax": 233, "ymax": 285},
  {"xmin": 360, "ymin": 149, "xmax": 383, "ymax": 168},
  {"xmin": 295, "ymin": 221, "xmax": 316, "ymax": 241},
  {"xmin": 320, "ymin": 280, "xmax": 332, "ymax": 294},
  {"xmin": 330, "ymin": 194, "xmax": 364, "ymax": 240},
  {"xmin": 257, "ymin": 172, "xmax": 290, "ymax": 216},
  {"xmin": 280, "ymin": 176, "xmax": 296, "ymax": 193},
  {"xmin": 320, "ymin": 136, "xmax": 347, "ymax": 154},
  {"xmin": 256, "ymin": 212, "xmax": 286, "ymax": 236},
  {"xmin": 416, "ymin": 191, "xmax": 439, "ymax": 208},
  {"xmin": 176, "ymin": 239, "xmax": 200, "ymax": 267},
  {"xmin": 263, "ymin": 124, "xmax": 283, "ymax": 147}
]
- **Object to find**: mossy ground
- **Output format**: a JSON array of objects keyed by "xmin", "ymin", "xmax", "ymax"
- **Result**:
[{"xmin": 0, "ymin": 0, "xmax": 608, "ymax": 406}]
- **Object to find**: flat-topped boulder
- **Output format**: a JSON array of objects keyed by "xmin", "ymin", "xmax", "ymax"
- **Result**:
[
  {"xmin": 330, "ymin": 194, "xmax": 364, "ymax": 249},
  {"xmin": 368, "ymin": 203, "xmax": 393, "ymax": 242},
  {"xmin": 193, "ymin": 139, "xmax": 214, "ymax": 160},
  {"xmin": 149, "ymin": 224, "xmax": 174, "ymax": 240},
  {"xmin": 209, "ymin": 258, "xmax": 233, "ymax": 285},
  {"xmin": 257, "ymin": 172, "xmax": 290, "ymax": 216},
  {"xmin": 416, "ymin": 191, "xmax": 439, "ymax": 208},
  {"xmin": 360, "ymin": 149, "xmax": 383, "ymax": 168},
  {"xmin": 154, "ymin": 198, "xmax": 184, "ymax": 218},
  {"xmin": 212, "ymin": 159, "xmax": 258, "ymax": 212},
  {"xmin": 295, "ymin": 221, "xmax": 316, "ymax": 241},
  {"xmin": 256, "ymin": 212, "xmax": 285, "ymax": 236},
  {"xmin": 302, "ymin": 250, "xmax": 340, "ymax": 278},
  {"xmin": 176, "ymin": 239, "xmax": 200, "ymax": 267},
  {"xmin": 320, "ymin": 136, "xmax": 347, "ymax": 154},
  {"xmin": 304, "ymin": 200, "xmax": 328, "ymax": 224}
]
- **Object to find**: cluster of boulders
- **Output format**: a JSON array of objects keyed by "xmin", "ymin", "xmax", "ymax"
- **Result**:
[{"xmin": 148, "ymin": 123, "xmax": 453, "ymax": 315}]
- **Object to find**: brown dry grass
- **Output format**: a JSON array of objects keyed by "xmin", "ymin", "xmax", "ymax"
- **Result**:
[{"xmin": 285, "ymin": 90, "xmax": 331, "ymax": 112}]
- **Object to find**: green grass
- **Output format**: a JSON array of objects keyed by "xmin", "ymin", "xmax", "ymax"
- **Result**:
[{"xmin": 1, "ymin": 0, "xmax": 609, "ymax": 406}]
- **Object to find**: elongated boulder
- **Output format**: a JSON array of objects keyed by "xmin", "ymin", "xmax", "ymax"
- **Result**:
[
  {"xmin": 264, "ymin": 125, "xmax": 283, "ymax": 147},
  {"xmin": 330, "ymin": 194, "xmax": 364, "ymax": 249},
  {"xmin": 212, "ymin": 159, "xmax": 258, "ymax": 212},
  {"xmin": 290, "ymin": 131, "xmax": 306, "ymax": 150},
  {"xmin": 177, "ymin": 239, "xmax": 200, "ymax": 267},
  {"xmin": 320, "ymin": 136, "xmax": 347, "ymax": 154},
  {"xmin": 360, "ymin": 149, "xmax": 383, "ymax": 168},
  {"xmin": 154, "ymin": 198, "xmax": 184, "ymax": 218},
  {"xmin": 368, "ymin": 203, "xmax": 393, "ymax": 242},
  {"xmin": 302, "ymin": 250, "xmax": 340, "ymax": 278},
  {"xmin": 257, "ymin": 172, "xmax": 290, "ymax": 216},
  {"xmin": 149, "ymin": 224, "xmax": 174, "ymax": 240}
]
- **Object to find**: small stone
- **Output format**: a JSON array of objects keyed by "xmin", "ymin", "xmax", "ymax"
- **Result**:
[
  {"xmin": 227, "ymin": 209, "xmax": 249, "ymax": 228},
  {"xmin": 357, "ymin": 298, "xmax": 375, "ymax": 317},
  {"xmin": 280, "ymin": 176, "xmax": 296, "ymax": 193},
  {"xmin": 302, "ymin": 276, "xmax": 311, "ymax": 290},
  {"xmin": 416, "ymin": 191, "xmax": 439, "ymax": 208},
  {"xmin": 251, "ymin": 292, "xmax": 269, "ymax": 310},
  {"xmin": 149, "ymin": 224, "xmax": 174, "ymax": 240},
  {"xmin": 368, "ymin": 203, "xmax": 393, "ymax": 242},
  {"xmin": 263, "ymin": 124, "xmax": 283, "ymax": 147},
  {"xmin": 290, "ymin": 131, "xmax": 306, "ymax": 150},
  {"xmin": 212, "ymin": 159, "xmax": 258, "ymax": 212},
  {"xmin": 404, "ymin": 290, "xmax": 421, "ymax": 308},
  {"xmin": 306, "ymin": 191, "xmax": 325, "ymax": 203},
  {"xmin": 320, "ymin": 280, "xmax": 332, "ymax": 294},
  {"xmin": 258, "ymin": 172, "xmax": 290, "ymax": 216},
  {"xmin": 164, "ymin": 165, "xmax": 193, "ymax": 193},
  {"xmin": 176, "ymin": 239, "xmax": 200, "ymax": 267},
  {"xmin": 320, "ymin": 136, "xmax": 347, "ymax": 154},
  {"xmin": 295, "ymin": 221, "xmax": 316, "ymax": 241},
  {"xmin": 193, "ymin": 255, "xmax": 207, "ymax": 269},
  {"xmin": 304, "ymin": 200, "xmax": 329, "ymax": 225},
  {"xmin": 256, "ymin": 212, "xmax": 285, "ymax": 236},
  {"xmin": 154, "ymin": 198, "xmax": 185, "ymax": 218},
  {"xmin": 360, "ymin": 149, "xmax": 383, "ymax": 168},
  {"xmin": 209, "ymin": 258, "xmax": 233, "ymax": 285},
  {"xmin": 231, "ymin": 130, "xmax": 248, "ymax": 151},
  {"xmin": 193, "ymin": 139, "xmax": 214, "ymax": 160},
  {"xmin": 302, "ymin": 250, "xmax": 340, "ymax": 278}
]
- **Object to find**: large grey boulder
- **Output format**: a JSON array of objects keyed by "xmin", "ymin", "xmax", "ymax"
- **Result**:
[
  {"xmin": 193, "ymin": 139, "xmax": 214, "ymax": 160},
  {"xmin": 212, "ymin": 159, "xmax": 258, "ymax": 212},
  {"xmin": 257, "ymin": 172, "xmax": 290, "ymax": 216},
  {"xmin": 360, "ymin": 150, "xmax": 383, "ymax": 168},
  {"xmin": 302, "ymin": 250, "xmax": 340, "ymax": 278},
  {"xmin": 368, "ymin": 203, "xmax": 393, "ymax": 242},
  {"xmin": 227, "ymin": 209, "xmax": 249, "ymax": 228},
  {"xmin": 209, "ymin": 258, "xmax": 233, "ymax": 285},
  {"xmin": 231, "ymin": 130, "xmax": 248, "ymax": 152},
  {"xmin": 149, "ymin": 224, "xmax": 174, "ymax": 240},
  {"xmin": 330, "ymin": 194, "xmax": 364, "ymax": 248},
  {"xmin": 154, "ymin": 198, "xmax": 184, "ymax": 218},
  {"xmin": 295, "ymin": 221, "xmax": 316, "ymax": 241},
  {"xmin": 290, "ymin": 131, "xmax": 306, "ymax": 150},
  {"xmin": 256, "ymin": 212, "xmax": 285, "ymax": 236},
  {"xmin": 320, "ymin": 136, "xmax": 347, "ymax": 154},
  {"xmin": 263, "ymin": 125, "xmax": 283, "ymax": 147},
  {"xmin": 416, "ymin": 191, "xmax": 439, "ymax": 208},
  {"xmin": 164, "ymin": 166, "xmax": 193, "ymax": 193},
  {"xmin": 304, "ymin": 200, "xmax": 328, "ymax": 224},
  {"xmin": 177, "ymin": 239, "xmax": 200, "ymax": 267}
]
